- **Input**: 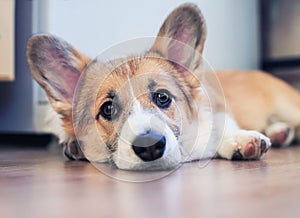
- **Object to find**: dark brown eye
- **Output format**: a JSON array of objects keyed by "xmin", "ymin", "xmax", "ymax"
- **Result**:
[
  {"xmin": 98, "ymin": 101, "xmax": 118, "ymax": 121},
  {"xmin": 152, "ymin": 89, "xmax": 172, "ymax": 108}
]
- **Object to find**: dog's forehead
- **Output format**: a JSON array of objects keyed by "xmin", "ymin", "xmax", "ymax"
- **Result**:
[{"xmin": 93, "ymin": 56, "xmax": 180, "ymax": 98}]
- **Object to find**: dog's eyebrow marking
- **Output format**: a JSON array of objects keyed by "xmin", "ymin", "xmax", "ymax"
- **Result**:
[
  {"xmin": 148, "ymin": 80, "xmax": 157, "ymax": 92},
  {"xmin": 107, "ymin": 91, "xmax": 115, "ymax": 99}
]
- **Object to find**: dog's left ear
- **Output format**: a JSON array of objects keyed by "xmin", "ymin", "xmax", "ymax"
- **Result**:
[{"xmin": 150, "ymin": 4, "xmax": 206, "ymax": 87}]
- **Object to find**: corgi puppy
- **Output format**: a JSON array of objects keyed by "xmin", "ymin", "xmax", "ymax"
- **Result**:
[{"xmin": 27, "ymin": 4, "xmax": 300, "ymax": 170}]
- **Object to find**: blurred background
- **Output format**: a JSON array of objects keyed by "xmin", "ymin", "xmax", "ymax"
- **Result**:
[{"xmin": 0, "ymin": 0, "xmax": 299, "ymax": 139}]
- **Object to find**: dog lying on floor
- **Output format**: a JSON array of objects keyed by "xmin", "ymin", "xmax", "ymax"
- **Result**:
[{"xmin": 26, "ymin": 4, "xmax": 300, "ymax": 170}]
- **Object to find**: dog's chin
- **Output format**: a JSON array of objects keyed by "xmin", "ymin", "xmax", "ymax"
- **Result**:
[{"xmin": 113, "ymin": 147, "xmax": 182, "ymax": 171}]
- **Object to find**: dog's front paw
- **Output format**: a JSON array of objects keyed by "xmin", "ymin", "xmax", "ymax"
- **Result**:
[
  {"xmin": 63, "ymin": 141, "xmax": 86, "ymax": 161},
  {"xmin": 231, "ymin": 130, "xmax": 271, "ymax": 160}
]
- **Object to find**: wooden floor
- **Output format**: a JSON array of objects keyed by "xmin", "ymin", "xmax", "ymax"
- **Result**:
[{"xmin": 0, "ymin": 142, "xmax": 300, "ymax": 218}]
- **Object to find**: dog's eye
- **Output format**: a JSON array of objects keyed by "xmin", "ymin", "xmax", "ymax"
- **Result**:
[
  {"xmin": 153, "ymin": 89, "xmax": 172, "ymax": 108},
  {"xmin": 98, "ymin": 101, "xmax": 118, "ymax": 121}
]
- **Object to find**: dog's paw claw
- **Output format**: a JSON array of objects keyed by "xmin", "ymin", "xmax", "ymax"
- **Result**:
[
  {"xmin": 231, "ymin": 149, "xmax": 244, "ymax": 160},
  {"xmin": 260, "ymin": 139, "xmax": 270, "ymax": 155}
]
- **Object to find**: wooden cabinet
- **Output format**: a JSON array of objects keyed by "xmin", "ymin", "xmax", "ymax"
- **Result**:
[{"xmin": 0, "ymin": 0, "xmax": 15, "ymax": 81}]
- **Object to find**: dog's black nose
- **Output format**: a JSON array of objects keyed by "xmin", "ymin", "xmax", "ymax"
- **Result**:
[{"xmin": 132, "ymin": 132, "xmax": 166, "ymax": 162}]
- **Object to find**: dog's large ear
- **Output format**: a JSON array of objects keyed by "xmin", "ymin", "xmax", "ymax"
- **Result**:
[
  {"xmin": 27, "ymin": 34, "xmax": 91, "ymax": 121},
  {"xmin": 150, "ymin": 4, "xmax": 206, "ymax": 87}
]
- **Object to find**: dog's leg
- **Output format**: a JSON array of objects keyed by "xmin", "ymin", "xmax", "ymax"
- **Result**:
[
  {"xmin": 216, "ymin": 114, "xmax": 271, "ymax": 160},
  {"xmin": 264, "ymin": 122, "xmax": 295, "ymax": 147},
  {"xmin": 266, "ymin": 82, "xmax": 300, "ymax": 147}
]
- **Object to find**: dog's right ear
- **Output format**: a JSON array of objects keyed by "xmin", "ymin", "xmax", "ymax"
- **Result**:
[
  {"xmin": 27, "ymin": 34, "xmax": 91, "ymax": 117},
  {"xmin": 150, "ymin": 4, "xmax": 206, "ymax": 87}
]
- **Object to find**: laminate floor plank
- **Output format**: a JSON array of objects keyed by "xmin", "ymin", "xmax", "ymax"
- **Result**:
[{"xmin": 0, "ymin": 143, "xmax": 299, "ymax": 218}]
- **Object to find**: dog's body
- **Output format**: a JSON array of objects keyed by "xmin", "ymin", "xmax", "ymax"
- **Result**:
[{"xmin": 27, "ymin": 4, "xmax": 300, "ymax": 170}]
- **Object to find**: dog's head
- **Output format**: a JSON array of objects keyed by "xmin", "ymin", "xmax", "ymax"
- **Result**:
[{"xmin": 27, "ymin": 4, "xmax": 215, "ymax": 170}]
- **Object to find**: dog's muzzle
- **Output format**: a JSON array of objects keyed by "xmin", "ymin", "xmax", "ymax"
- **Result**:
[{"xmin": 132, "ymin": 131, "xmax": 166, "ymax": 162}]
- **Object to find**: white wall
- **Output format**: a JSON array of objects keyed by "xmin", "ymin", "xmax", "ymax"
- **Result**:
[
  {"xmin": 38, "ymin": 0, "xmax": 260, "ymax": 71},
  {"xmin": 29, "ymin": 0, "xmax": 260, "ymax": 132}
]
